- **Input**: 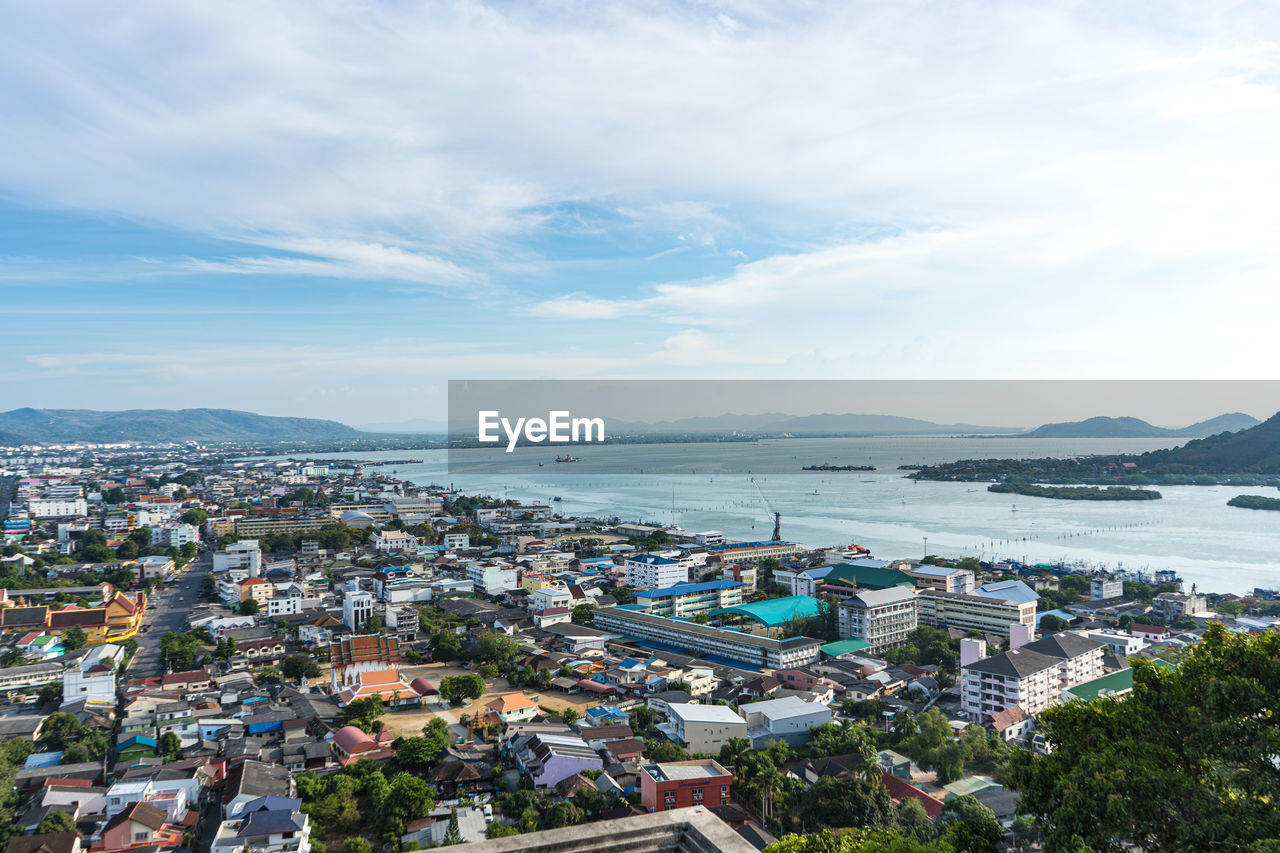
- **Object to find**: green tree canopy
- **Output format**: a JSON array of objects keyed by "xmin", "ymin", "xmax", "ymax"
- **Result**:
[
  {"xmin": 1008, "ymin": 622, "xmax": 1280, "ymax": 851},
  {"xmin": 36, "ymin": 811, "xmax": 78, "ymax": 835}
]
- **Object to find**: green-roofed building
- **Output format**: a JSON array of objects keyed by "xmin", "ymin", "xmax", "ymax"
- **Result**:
[
  {"xmin": 710, "ymin": 595, "xmax": 823, "ymax": 628},
  {"xmin": 820, "ymin": 638, "xmax": 873, "ymax": 659},
  {"xmin": 942, "ymin": 775, "xmax": 1003, "ymax": 799},
  {"xmin": 821, "ymin": 563, "xmax": 916, "ymax": 599},
  {"xmin": 1064, "ymin": 668, "xmax": 1134, "ymax": 702}
]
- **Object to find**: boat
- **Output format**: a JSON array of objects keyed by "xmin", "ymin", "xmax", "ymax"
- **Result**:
[
  {"xmin": 552, "ymin": 496, "xmax": 563, "ymax": 502},
  {"xmin": 802, "ymin": 463, "xmax": 876, "ymax": 472},
  {"xmin": 554, "ymin": 455, "xmax": 581, "ymax": 463}
]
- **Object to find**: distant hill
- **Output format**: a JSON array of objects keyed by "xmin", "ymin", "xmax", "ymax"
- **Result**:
[
  {"xmin": 0, "ymin": 408, "xmax": 363, "ymax": 444},
  {"xmin": 356, "ymin": 418, "xmax": 448, "ymax": 434},
  {"xmin": 1023, "ymin": 412, "xmax": 1261, "ymax": 439},
  {"xmin": 610, "ymin": 412, "xmax": 1022, "ymax": 436},
  {"xmin": 1138, "ymin": 411, "xmax": 1280, "ymax": 472}
]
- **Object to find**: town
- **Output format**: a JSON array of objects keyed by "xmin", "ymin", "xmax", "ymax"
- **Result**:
[{"xmin": 0, "ymin": 444, "xmax": 1276, "ymax": 853}]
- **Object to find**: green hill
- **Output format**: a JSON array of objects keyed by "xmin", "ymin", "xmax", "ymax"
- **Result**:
[
  {"xmin": 1022, "ymin": 412, "xmax": 1260, "ymax": 439},
  {"xmin": 1138, "ymin": 411, "xmax": 1280, "ymax": 473},
  {"xmin": 0, "ymin": 408, "xmax": 362, "ymax": 444}
]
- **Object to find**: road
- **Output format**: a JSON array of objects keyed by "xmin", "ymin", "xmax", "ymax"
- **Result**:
[{"xmin": 128, "ymin": 551, "xmax": 209, "ymax": 678}]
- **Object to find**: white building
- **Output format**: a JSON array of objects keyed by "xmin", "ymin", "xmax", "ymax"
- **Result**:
[
  {"xmin": 739, "ymin": 696, "xmax": 833, "ymax": 747},
  {"xmin": 29, "ymin": 497, "xmax": 88, "ymax": 518},
  {"xmin": 342, "ymin": 589, "xmax": 376, "ymax": 631},
  {"xmin": 466, "ymin": 562, "xmax": 519, "ymax": 595},
  {"xmin": 661, "ymin": 703, "xmax": 749, "ymax": 755},
  {"xmin": 961, "ymin": 631, "xmax": 1106, "ymax": 720},
  {"xmin": 150, "ymin": 524, "xmax": 199, "ymax": 549},
  {"xmin": 1090, "ymin": 577, "xmax": 1124, "ymax": 600},
  {"xmin": 625, "ymin": 554, "xmax": 687, "ymax": 590},
  {"xmin": 1075, "ymin": 629, "xmax": 1145, "ymax": 656},
  {"xmin": 532, "ymin": 586, "xmax": 572, "ymax": 611},
  {"xmin": 837, "ymin": 587, "xmax": 919, "ymax": 654},
  {"xmin": 909, "ymin": 565, "xmax": 976, "ymax": 595},
  {"xmin": 442, "ymin": 533, "xmax": 470, "ymax": 551},
  {"xmin": 62, "ymin": 643, "xmax": 125, "ymax": 710},
  {"xmin": 214, "ymin": 541, "xmax": 262, "ymax": 576},
  {"xmin": 371, "ymin": 529, "xmax": 419, "ymax": 553}
]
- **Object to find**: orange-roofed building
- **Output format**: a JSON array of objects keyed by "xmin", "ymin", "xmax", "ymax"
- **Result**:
[
  {"xmin": 236, "ymin": 577, "xmax": 273, "ymax": 605},
  {"xmin": 335, "ymin": 668, "xmax": 419, "ymax": 708},
  {"xmin": 484, "ymin": 693, "xmax": 539, "ymax": 725}
]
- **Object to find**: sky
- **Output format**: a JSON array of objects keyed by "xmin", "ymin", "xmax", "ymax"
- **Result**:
[{"xmin": 2, "ymin": 1, "xmax": 1279, "ymax": 424}]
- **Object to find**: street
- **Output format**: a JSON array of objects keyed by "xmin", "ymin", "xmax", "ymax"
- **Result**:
[{"xmin": 128, "ymin": 550, "xmax": 209, "ymax": 678}]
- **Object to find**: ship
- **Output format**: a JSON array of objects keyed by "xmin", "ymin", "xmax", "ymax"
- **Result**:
[
  {"xmin": 555, "ymin": 455, "xmax": 581, "ymax": 463},
  {"xmin": 802, "ymin": 463, "xmax": 876, "ymax": 472}
]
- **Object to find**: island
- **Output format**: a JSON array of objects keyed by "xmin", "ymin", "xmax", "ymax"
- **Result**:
[
  {"xmin": 988, "ymin": 483, "xmax": 1162, "ymax": 501},
  {"xmin": 1227, "ymin": 494, "xmax": 1280, "ymax": 511}
]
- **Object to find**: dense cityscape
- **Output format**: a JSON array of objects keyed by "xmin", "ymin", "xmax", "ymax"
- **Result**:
[{"xmin": 0, "ymin": 438, "xmax": 1274, "ymax": 853}]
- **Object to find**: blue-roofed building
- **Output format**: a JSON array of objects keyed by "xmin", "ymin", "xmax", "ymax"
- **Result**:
[
  {"xmin": 634, "ymin": 579, "xmax": 744, "ymax": 618},
  {"xmin": 710, "ymin": 595, "xmax": 823, "ymax": 629},
  {"xmin": 1035, "ymin": 609, "xmax": 1078, "ymax": 627},
  {"xmin": 774, "ymin": 563, "xmax": 838, "ymax": 597},
  {"xmin": 974, "ymin": 579, "xmax": 1040, "ymax": 605},
  {"xmin": 583, "ymin": 704, "xmax": 630, "ymax": 726}
]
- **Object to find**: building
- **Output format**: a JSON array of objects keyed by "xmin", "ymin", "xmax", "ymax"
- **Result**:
[
  {"xmin": 150, "ymin": 524, "xmax": 198, "ymax": 549},
  {"xmin": 625, "ymin": 554, "xmax": 687, "ymax": 590},
  {"xmin": 973, "ymin": 579, "xmax": 1039, "ymax": 606},
  {"xmin": 466, "ymin": 563, "xmax": 519, "ymax": 595},
  {"xmin": 438, "ymin": 807, "xmax": 756, "ymax": 853},
  {"xmin": 739, "ymin": 696, "xmax": 832, "ymax": 747},
  {"xmin": 62, "ymin": 643, "xmax": 124, "ymax": 709},
  {"xmin": 661, "ymin": 703, "xmax": 748, "ymax": 755},
  {"xmin": 532, "ymin": 586, "xmax": 572, "ymax": 611},
  {"xmin": 371, "ymin": 529, "xmax": 419, "ymax": 553},
  {"xmin": 214, "ymin": 541, "xmax": 263, "ymax": 576},
  {"xmin": 960, "ymin": 631, "xmax": 1106, "ymax": 720},
  {"xmin": 1075, "ymin": 630, "xmax": 1145, "ymax": 656},
  {"xmin": 1090, "ymin": 576, "xmax": 1123, "ymax": 601},
  {"xmin": 485, "ymin": 692, "xmax": 540, "ymax": 725},
  {"xmin": 916, "ymin": 588, "xmax": 1036, "ymax": 634},
  {"xmin": 28, "ymin": 498, "xmax": 87, "ymax": 518},
  {"xmin": 700, "ymin": 541, "xmax": 802, "ymax": 562},
  {"xmin": 1153, "ymin": 592, "xmax": 1207, "ymax": 621},
  {"xmin": 136, "ymin": 555, "xmax": 175, "ymax": 581},
  {"xmin": 593, "ymin": 607, "xmax": 821, "ymax": 670},
  {"xmin": 442, "ymin": 533, "xmax": 470, "ymax": 550},
  {"xmin": 836, "ymin": 587, "xmax": 918, "ymax": 653},
  {"xmin": 513, "ymin": 732, "xmax": 603, "ymax": 789},
  {"xmin": 238, "ymin": 577, "xmax": 274, "ymax": 606},
  {"xmin": 634, "ymin": 580, "xmax": 744, "ymax": 618},
  {"xmin": 342, "ymin": 589, "xmax": 376, "ymax": 631},
  {"xmin": 820, "ymin": 561, "xmax": 916, "ymax": 601},
  {"xmin": 1130, "ymin": 623, "xmax": 1170, "ymax": 643},
  {"xmin": 640, "ymin": 760, "xmax": 732, "ymax": 813},
  {"xmin": 908, "ymin": 565, "xmax": 975, "ymax": 595}
]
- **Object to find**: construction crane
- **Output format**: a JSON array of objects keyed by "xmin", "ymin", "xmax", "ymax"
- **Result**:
[{"xmin": 750, "ymin": 477, "xmax": 782, "ymax": 542}]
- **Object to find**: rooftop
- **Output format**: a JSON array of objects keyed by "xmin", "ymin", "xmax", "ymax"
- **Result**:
[
  {"xmin": 636, "ymin": 580, "xmax": 743, "ymax": 599},
  {"xmin": 666, "ymin": 703, "xmax": 745, "ymax": 725},
  {"xmin": 710, "ymin": 595, "xmax": 822, "ymax": 628},
  {"xmin": 642, "ymin": 760, "xmax": 730, "ymax": 783}
]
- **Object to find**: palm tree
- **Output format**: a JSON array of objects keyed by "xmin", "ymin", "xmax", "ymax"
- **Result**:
[
  {"xmin": 858, "ymin": 760, "xmax": 883, "ymax": 787},
  {"xmin": 754, "ymin": 766, "xmax": 785, "ymax": 824},
  {"xmin": 720, "ymin": 737, "xmax": 752, "ymax": 780}
]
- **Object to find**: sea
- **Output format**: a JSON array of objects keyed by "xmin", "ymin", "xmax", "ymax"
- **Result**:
[{"xmin": 276, "ymin": 436, "xmax": 1280, "ymax": 595}]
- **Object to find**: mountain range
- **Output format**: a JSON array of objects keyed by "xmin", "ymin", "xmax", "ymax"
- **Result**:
[
  {"xmin": 1135, "ymin": 410, "xmax": 1280, "ymax": 472},
  {"xmin": 0, "ymin": 408, "xmax": 362, "ymax": 444},
  {"xmin": 1020, "ymin": 412, "xmax": 1260, "ymax": 439},
  {"xmin": 607, "ymin": 412, "xmax": 1024, "ymax": 436}
]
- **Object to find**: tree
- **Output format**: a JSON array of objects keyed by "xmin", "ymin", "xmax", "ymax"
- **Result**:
[
  {"xmin": 430, "ymin": 629, "xmax": 462, "ymax": 662},
  {"xmin": 1215, "ymin": 599, "xmax": 1245, "ymax": 617},
  {"xmin": 766, "ymin": 828, "xmax": 950, "ymax": 852},
  {"xmin": 486, "ymin": 823, "xmax": 520, "ymax": 838},
  {"xmin": 158, "ymin": 731, "xmax": 182, "ymax": 761},
  {"xmin": 719, "ymin": 737, "xmax": 753, "ymax": 779},
  {"xmin": 842, "ymin": 698, "xmax": 886, "ymax": 721},
  {"xmin": 1117, "ymin": 613, "xmax": 1135, "ymax": 631},
  {"xmin": 39, "ymin": 712, "xmax": 85, "ymax": 749},
  {"xmin": 1007, "ymin": 622, "xmax": 1280, "ymax": 851},
  {"xmin": 61, "ymin": 625, "xmax": 87, "ymax": 651},
  {"xmin": 642, "ymin": 739, "xmax": 689, "ymax": 763},
  {"xmin": 281, "ymin": 654, "xmax": 322, "ymax": 680},
  {"xmin": 342, "ymin": 837, "xmax": 370, "ymax": 853},
  {"xmin": 560, "ymin": 707, "xmax": 579, "ymax": 726},
  {"xmin": 940, "ymin": 795, "xmax": 1001, "ymax": 853},
  {"xmin": 543, "ymin": 801, "xmax": 584, "ymax": 828},
  {"xmin": 439, "ymin": 674, "xmax": 486, "ymax": 705},
  {"xmin": 37, "ymin": 681, "xmax": 63, "ymax": 706},
  {"xmin": 476, "ymin": 630, "xmax": 519, "ymax": 666},
  {"xmin": 239, "ymin": 597, "xmax": 260, "ymax": 615},
  {"xmin": 571, "ymin": 604, "xmax": 594, "ymax": 624},
  {"xmin": 797, "ymin": 775, "xmax": 896, "ymax": 830},
  {"xmin": 201, "ymin": 574, "xmax": 217, "ymax": 596},
  {"xmin": 36, "ymin": 811, "xmax": 78, "ymax": 835},
  {"xmin": 338, "ymin": 697, "xmax": 385, "ymax": 734},
  {"xmin": 1037, "ymin": 614, "xmax": 1068, "ymax": 633},
  {"xmin": 159, "ymin": 631, "xmax": 202, "ymax": 671}
]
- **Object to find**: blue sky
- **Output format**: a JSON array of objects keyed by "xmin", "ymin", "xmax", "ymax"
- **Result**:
[{"xmin": 2, "ymin": 1, "xmax": 1279, "ymax": 423}]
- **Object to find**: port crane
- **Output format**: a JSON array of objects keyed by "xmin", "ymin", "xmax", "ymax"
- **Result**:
[{"xmin": 750, "ymin": 477, "xmax": 782, "ymax": 542}]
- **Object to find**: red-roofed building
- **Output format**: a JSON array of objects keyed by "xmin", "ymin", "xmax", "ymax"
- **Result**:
[
  {"xmin": 1130, "ymin": 623, "xmax": 1170, "ymax": 643},
  {"xmin": 881, "ymin": 772, "xmax": 944, "ymax": 820},
  {"xmin": 160, "ymin": 670, "xmax": 213, "ymax": 691},
  {"xmin": 236, "ymin": 577, "xmax": 273, "ymax": 605}
]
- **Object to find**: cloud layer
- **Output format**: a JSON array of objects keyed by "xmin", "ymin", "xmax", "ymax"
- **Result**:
[{"xmin": 2, "ymin": 1, "xmax": 1279, "ymax": 416}]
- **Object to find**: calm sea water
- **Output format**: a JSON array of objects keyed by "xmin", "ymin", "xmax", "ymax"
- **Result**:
[{"xmin": 290, "ymin": 436, "xmax": 1280, "ymax": 594}]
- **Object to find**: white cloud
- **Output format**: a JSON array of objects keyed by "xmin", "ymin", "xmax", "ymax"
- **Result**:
[{"xmin": 181, "ymin": 237, "xmax": 474, "ymax": 288}]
